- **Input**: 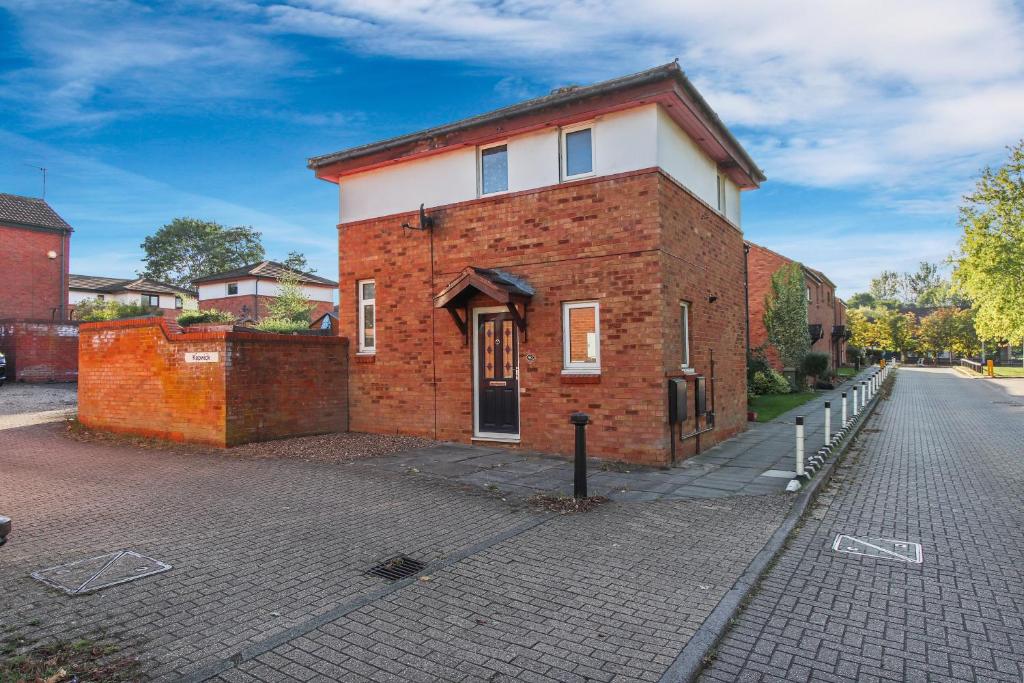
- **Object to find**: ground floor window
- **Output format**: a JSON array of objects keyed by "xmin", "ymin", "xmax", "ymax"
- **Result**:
[
  {"xmin": 358, "ymin": 279, "xmax": 376, "ymax": 353},
  {"xmin": 563, "ymin": 301, "xmax": 600, "ymax": 373},
  {"xmin": 144, "ymin": 294, "xmax": 159, "ymax": 307},
  {"xmin": 680, "ymin": 301, "xmax": 691, "ymax": 369}
]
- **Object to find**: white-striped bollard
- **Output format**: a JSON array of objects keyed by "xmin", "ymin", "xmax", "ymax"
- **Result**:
[
  {"xmin": 862, "ymin": 381, "xmax": 868, "ymax": 405},
  {"xmin": 795, "ymin": 416, "xmax": 805, "ymax": 476},
  {"xmin": 853, "ymin": 386, "xmax": 859, "ymax": 416},
  {"xmin": 824, "ymin": 401, "xmax": 831, "ymax": 444},
  {"xmin": 841, "ymin": 392, "xmax": 848, "ymax": 426}
]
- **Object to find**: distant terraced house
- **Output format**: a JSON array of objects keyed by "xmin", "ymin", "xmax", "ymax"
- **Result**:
[
  {"xmin": 193, "ymin": 261, "xmax": 337, "ymax": 324},
  {"xmin": 69, "ymin": 274, "xmax": 197, "ymax": 321}
]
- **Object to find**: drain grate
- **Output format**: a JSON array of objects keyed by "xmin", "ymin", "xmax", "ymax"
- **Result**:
[
  {"xmin": 32, "ymin": 550, "xmax": 171, "ymax": 595},
  {"xmin": 833, "ymin": 535, "xmax": 922, "ymax": 563},
  {"xmin": 365, "ymin": 555, "xmax": 427, "ymax": 581}
]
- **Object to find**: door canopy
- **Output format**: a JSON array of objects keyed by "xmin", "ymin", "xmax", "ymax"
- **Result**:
[{"xmin": 434, "ymin": 267, "xmax": 534, "ymax": 342}]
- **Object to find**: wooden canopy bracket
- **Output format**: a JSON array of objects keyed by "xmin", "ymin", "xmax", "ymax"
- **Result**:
[
  {"xmin": 447, "ymin": 306, "xmax": 469, "ymax": 345},
  {"xmin": 506, "ymin": 299, "xmax": 528, "ymax": 341}
]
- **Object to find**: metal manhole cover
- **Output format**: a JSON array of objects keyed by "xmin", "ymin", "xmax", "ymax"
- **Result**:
[
  {"xmin": 32, "ymin": 550, "xmax": 171, "ymax": 595},
  {"xmin": 365, "ymin": 555, "xmax": 427, "ymax": 581},
  {"xmin": 832, "ymin": 535, "xmax": 922, "ymax": 563}
]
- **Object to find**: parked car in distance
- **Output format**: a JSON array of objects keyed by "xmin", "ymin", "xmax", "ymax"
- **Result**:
[{"xmin": 0, "ymin": 350, "xmax": 6, "ymax": 387}]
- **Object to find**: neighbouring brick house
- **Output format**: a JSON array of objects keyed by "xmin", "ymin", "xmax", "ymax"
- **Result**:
[
  {"xmin": 308, "ymin": 63, "xmax": 765, "ymax": 465},
  {"xmin": 69, "ymin": 275, "xmax": 198, "ymax": 322},
  {"xmin": 745, "ymin": 241, "xmax": 848, "ymax": 371},
  {"xmin": 0, "ymin": 193, "xmax": 72, "ymax": 321},
  {"xmin": 0, "ymin": 193, "xmax": 79, "ymax": 382},
  {"xmin": 194, "ymin": 261, "xmax": 337, "ymax": 323}
]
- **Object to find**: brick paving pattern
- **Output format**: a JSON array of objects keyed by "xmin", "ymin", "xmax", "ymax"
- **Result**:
[
  {"xmin": 700, "ymin": 368, "xmax": 1024, "ymax": 682},
  {"xmin": 1, "ymin": 421, "xmax": 790, "ymax": 681}
]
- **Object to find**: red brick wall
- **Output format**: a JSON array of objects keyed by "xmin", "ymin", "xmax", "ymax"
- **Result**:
[
  {"xmin": 0, "ymin": 225, "xmax": 69, "ymax": 320},
  {"xmin": 200, "ymin": 296, "xmax": 333, "ymax": 323},
  {"xmin": 338, "ymin": 168, "xmax": 747, "ymax": 465},
  {"xmin": 78, "ymin": 318, "xmax": 348, "ymax": 446},
  {"xmin": 746, "ymin": 242, "xmax": 839, "ymax": 369},
  {"xmin": 0, "ymin": 320, "xmax": 79, "ymax": 382}
]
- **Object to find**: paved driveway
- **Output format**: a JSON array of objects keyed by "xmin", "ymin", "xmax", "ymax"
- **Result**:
[
  {"xmin": 1, "ymin": 421, "xmax": 791, "ymax": 682},
  {"xmin": 700, "ymin": 367, "xmax": 1024, "ymax": 682}
]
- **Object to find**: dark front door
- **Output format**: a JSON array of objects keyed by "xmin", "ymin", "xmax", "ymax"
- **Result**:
[{"xmin": 477, "ymin": 312, "xmax": 519, "ymax": 435}]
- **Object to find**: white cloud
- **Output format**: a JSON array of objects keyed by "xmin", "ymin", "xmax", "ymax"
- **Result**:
[{"xmin": 262, "ymin": 0, "xmax": 1024, "ymax": 200}]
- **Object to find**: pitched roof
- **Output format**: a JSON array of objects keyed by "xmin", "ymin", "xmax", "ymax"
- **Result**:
[
  {"xmin": 191, "ymin": 261, "xmax": 337, "ymax": 286},
  {"xmin": 69, "ymin": 274, "xmax": 195, "ymax": 296},
  {"xmin": 309, "ymin": 62, "xmax": 765, "ymax": 189},
  {"xmin": 0, "ymin": 193, "xmax": 73, "ymax": 232}
]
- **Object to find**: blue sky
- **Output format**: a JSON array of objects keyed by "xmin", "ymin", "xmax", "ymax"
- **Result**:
[{"xmin": 2, "ymin": 0, "xmax": 1023, "ymax": 297}]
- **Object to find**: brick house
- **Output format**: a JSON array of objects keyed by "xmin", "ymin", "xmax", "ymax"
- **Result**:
[
  {"xmin": 194, "ymin": 261, "xmax": 337, "ymax": 323},
  {"xmin": 745, "ymin": 241, "xmax": 847, "ymax": 371},
  {"xmin": 69, "ymin": 275, "xmax": 198, "ymax": 322},
  {"xmin": 308, "ymin": 63, "xmax": 765, "ymax": 465},
  {"xmin": 0, "ymin": 193, "xmax": 72, "ymax": 321}
]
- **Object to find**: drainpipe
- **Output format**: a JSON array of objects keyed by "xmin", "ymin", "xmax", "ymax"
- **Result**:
[{"xmin": 743, "ymin": 243, "xmax": 751, "ymax": 357}]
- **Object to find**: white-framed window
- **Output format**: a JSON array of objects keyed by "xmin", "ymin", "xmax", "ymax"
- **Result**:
[
  {"xmin": 96, "ymin": 294, "xmax": 105, "ymax": 301},
  {"xmin": 806, "ymin": 286, "xmax": 812, "ymax": 303},
  {"xmin": 227, "ymin": 282, "xmax": 239, "ymax": 295},
  {"xmin": 175, "ymin": 296, "xmax": 183, "ymax": 309},
  {"xmin": 680, "ymin": 301, "xmax": 691, "ymax": 369},
  {"xmin": 479, "ymin": 142, "xmax": 508, "ymax": 195},
  {"xmin": 562, "ymin": 301, "xmax": 600, "ymax": 373},
  {"xmin": 357, "ymin": 279, "xmax": 376, "ymax": 353},
  {"xmin": 716, "ymin": 174, "xmax": 727, "ymax": 213},
  {"xmin": 561, "ymin": 124, "xmax": 594, "ymax": 179}
]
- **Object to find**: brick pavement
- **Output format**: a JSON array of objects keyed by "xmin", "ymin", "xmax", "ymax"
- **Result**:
[
  {"xmin": 1, "ymin": 421, "xmax": 791, "ymax": 681},
  {"xmin": 699, "ymin": 367, "xmax": 1024, "ymax": 682}
]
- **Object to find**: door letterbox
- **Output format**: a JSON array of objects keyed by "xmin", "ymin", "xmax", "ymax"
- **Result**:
[{"xmin": 668, "ymin": 378, "xmax": 688, "ymax": 424}]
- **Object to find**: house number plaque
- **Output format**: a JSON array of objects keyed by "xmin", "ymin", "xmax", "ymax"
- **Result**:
[{"xmin": 184, "ymin": 352, "xmax": 219, "ymax": 363}]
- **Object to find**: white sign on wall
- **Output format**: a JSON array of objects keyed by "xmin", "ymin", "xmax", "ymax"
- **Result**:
[{"xmin": 184, "ymin": 352, "xmax": 219, "ymax": 363}]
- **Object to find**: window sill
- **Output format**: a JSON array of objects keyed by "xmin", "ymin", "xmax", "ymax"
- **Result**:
[{"xmin": 354, "ymin": 353, "xmax": 376, "ymax": 364}]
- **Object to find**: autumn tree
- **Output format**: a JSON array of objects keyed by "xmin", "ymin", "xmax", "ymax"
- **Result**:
[
  {"xmin": 764, "ymin": 262, "xmax": 810, "ymax": 368},
  {"xmin": 953, "ymin": 140, "xmax": 1024, "ymax": 352},
  {"xmin": 918, "ymin": 308, "xmax": 979, "ymax": 359}
]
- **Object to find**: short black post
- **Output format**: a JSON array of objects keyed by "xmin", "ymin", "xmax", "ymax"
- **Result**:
[{"xmin": 570, "ymin": 412, "xmax": 590, "ymax": 499}]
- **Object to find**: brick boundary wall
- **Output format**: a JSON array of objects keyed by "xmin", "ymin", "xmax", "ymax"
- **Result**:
[
  {"xmin": 78, "ymin": 318, "xmax": 349, "ymax": 446},
  {"xmin": 0, "ymin": 319, "xmax": 79, "ymax": 382}
]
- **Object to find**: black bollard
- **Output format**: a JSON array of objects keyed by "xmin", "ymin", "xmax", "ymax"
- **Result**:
[{"xmin": 570, "ymin": 412, "xmax": 590, "ymax": 499}]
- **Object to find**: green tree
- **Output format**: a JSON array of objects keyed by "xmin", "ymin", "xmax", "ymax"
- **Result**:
[
  {"xmin": 763, "ymin": 262, "xmax": 810, "ymax": 368},
  {"xmin": 953, "ymin": 140, "xmax": 1024, "ymax": 350},
  {"xmin": 903, "ymin": 261, "xmax": 943, "ymax": 306},
  {"xmin": 880, "ymin": 310, "xmax": 919, "ymax": 359},
  {"xmin": 281, "ymin": 250, "xmax": 315, "ymax": 274},
  {"xmin": 846, "ymin": 292, "xmax": 876, "ymax": 309},
  {"xmin": 263, "ymin": 270, "xmax": 314, "ymax": 325},
  {"xmin": 869, "ymin": 270, "xmax": 903, "ymax": 303},
  {"xmin": 140, "ymin": 218, "xmax": 265, "ymax": 288}
]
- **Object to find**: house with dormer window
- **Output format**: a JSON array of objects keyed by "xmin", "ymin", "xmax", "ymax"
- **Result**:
[{"xmin": 308, "ymin": 63, "xmax": 765, "ymax": 465}]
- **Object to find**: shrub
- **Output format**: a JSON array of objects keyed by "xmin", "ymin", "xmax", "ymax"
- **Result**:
[
  {"xmin": 751, "ymin": 369, "xmax": 791, "ymax": 395},
  {"xmin": 75, "ymin": 299, "xmax": 161, "ymax": 322},
  {"xmin": 177, "ymin": 309, "xmax": 236, "ymax": 326},
  {"xmin": 253, "ymin": 317, "xmax": 310, "ymax": 333},
  {"xmin": 746, "ymin": 350, "xmax": 771, "ymax": 382},
  {"xmin": 801, "ymin": 351, "xmax": 831, "ymax": 383}
]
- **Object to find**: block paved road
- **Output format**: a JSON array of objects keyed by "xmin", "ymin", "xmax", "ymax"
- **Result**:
[
  {"xmin": 1, "ymin": 420, "xmax": 790, "ymax": 682},
  {"xmin": 700, "ymin": 367, "xmax": 1024, "ymax": 682}
]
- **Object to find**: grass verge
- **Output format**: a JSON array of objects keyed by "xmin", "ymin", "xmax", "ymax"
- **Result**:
[
  {"xmin": 748, "ymin": 391, "xmax": 817, "ymax": 422},
  {"xmin": 1, "ymin": 633, "xmax": 140, "ymax": 683}
]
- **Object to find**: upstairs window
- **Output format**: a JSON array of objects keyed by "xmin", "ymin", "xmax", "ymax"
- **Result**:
[
  {"xmin": 806, "ymin": 286, "xmax": 812, "ymax": 303},
  {"xmin": 358, "ymin": 279, "xmax": 376, "ymax": 353},
  {"xmin": 562, "ymin": 301, "xmax": 600, "ymax": 373},
  {"xmin": 717, "ymin": 174, "xmax": 727, "ymax": 214},
  {"xmin": 562, "ymin": 127, "xmax": 594, "ymax": 178},
  {"xmin": 227, "ymin": 282, "xmax": 239, "ymax": 295},
  {"xmin": 480, "ymin": 144, "xmax": 508, "ymax": 195}
]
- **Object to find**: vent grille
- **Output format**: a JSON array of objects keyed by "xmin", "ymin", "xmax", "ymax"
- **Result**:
[{"xmin": 366, "ymin": 555, "xmax": 427, "ymax": 582}]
